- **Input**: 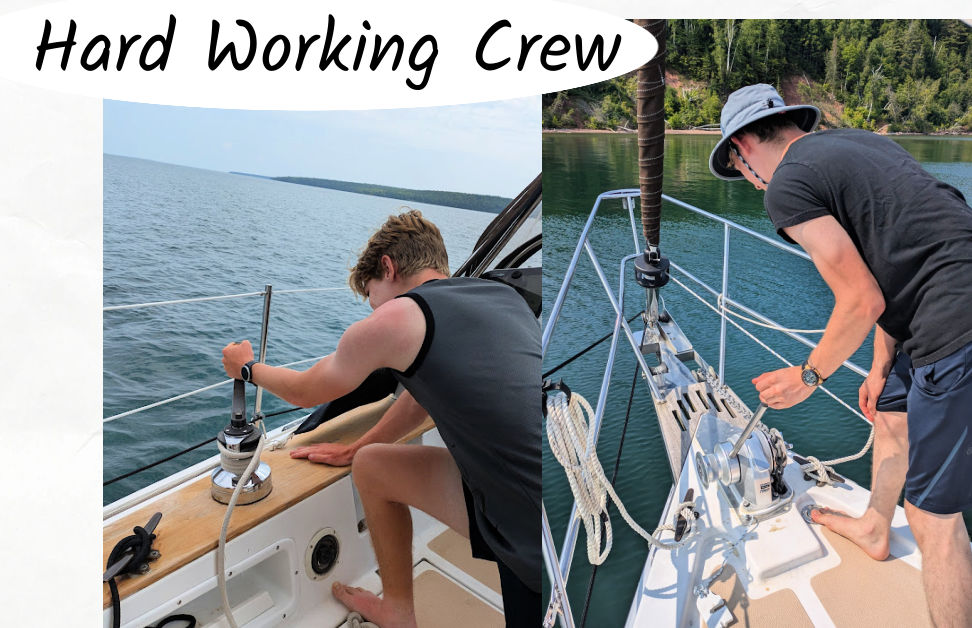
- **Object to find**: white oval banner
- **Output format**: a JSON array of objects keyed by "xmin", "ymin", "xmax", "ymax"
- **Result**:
[{"xmin": 0, "ymin": 0, "xmax": 658, "ymax": 109}]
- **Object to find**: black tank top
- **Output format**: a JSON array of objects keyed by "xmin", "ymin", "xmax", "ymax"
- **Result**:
[{"xmin": 393, "ymin": 277, "xmax": 541, "ymax": 591}]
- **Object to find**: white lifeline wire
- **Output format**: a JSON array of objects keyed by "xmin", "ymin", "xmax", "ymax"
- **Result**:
[
  {"xmin": 669, "ymin": 274, "xmax": 874, "ymax": 475},
  {"xmin": 103, "ymin": 286, "xmax": 349, "ymax": 312},
  {"xmin": 715, "ymin": 293, "xmax": 825, "ymax": 334},
  {"xmin": 103, "ymin": 354, "xmax": 330, "ymax": 423},
  {"xmin": 546, "ymin": 391, "xmax": 695, "ymax": 565}
]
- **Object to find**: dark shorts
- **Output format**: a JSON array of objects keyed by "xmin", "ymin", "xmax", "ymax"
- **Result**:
[
  {"xmin": 462, "ymin": 482, "xmax": 540, "ymax": 628},
  {"xmin": 876, "ymin": 344, "xmax": 972, "ymax": 514}
]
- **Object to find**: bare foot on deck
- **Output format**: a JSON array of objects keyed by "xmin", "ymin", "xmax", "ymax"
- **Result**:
[
  {"xmin": 332, "ymin": 582, "xmax": 417, "ymax": 628},
  {"xmin": 811, "ymin": 507, "xmax": 890, "ymax": 561}
]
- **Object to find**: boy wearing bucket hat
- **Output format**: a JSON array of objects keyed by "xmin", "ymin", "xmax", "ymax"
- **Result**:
[{"xmin": 710, "ymin": 83, "xmax": 972, "ymax": 625}]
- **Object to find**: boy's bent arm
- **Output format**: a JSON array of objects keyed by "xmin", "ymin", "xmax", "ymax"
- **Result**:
[
  {"xmin": 222, "ymin": 297, "xmax": 425, "ymax": 408},
  {"xmin": 351, "ymin": 390, "xmax": 430, "ymax": 447},
  {"xmin": 753, "ymin": 215, "xmax": 885, "ymax": 408},
  {"xmin": 290, "ymin": 391, "xmax": 430, "ymax": 465},
  {"xmin": 789, "ymin": 215, "xmax": 886, "ymax": 379},
  {"xmin": 871, "ymin": 324, "xmax": 897, "ymax": 377},
  {"xmin": 858, "ymin": 324, "xmax": 899, "ymax": 420}
]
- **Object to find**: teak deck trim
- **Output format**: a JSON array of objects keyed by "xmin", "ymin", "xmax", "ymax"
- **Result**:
[{"xmin": 103, "ymin": 396, "xmax": 434, "ymax": 609}]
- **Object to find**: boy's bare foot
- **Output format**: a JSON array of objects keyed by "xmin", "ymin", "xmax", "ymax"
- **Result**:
[
  {"xmin": 811, "ymin": 507, "xmax": 891, "ymax": 561},
  {"xmin": 332, "ymin": 582, "xmax": 417, "ymax": 628}
]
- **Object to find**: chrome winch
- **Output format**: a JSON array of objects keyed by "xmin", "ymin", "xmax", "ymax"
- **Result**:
[
  {"xmin": 696, "ymin": 403, "xmax": 791, "ymax": 519},
  {"xmin": 210, "ymin": 379, "xmax": 273, "ymax": 505}
]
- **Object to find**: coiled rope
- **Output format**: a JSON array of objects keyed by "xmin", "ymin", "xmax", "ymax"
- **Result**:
[
  {"xmin": 105, "ymin": 522, "xmax": 159, "ymax": 628},
  {"xmin": 545, "ymin": 390, "xmax": 696, "ymax": 565},
  {"xmin": 579, "ymin": 360, "xmax": 641, "ymax": 628}
]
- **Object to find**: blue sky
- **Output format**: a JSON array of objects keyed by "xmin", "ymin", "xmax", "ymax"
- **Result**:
[{"xmin": 103, "ymin": 98, "xmax": 539, "ymax": 198}]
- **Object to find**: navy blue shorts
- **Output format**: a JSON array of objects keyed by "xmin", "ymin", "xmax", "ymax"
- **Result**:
[{"xmin": 876, "ymin": 344, "xmax": 972, "ymax": 514}]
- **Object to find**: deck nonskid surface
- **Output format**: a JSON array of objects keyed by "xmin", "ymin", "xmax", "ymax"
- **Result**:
[{"xmin": 332, "ymin": 527, "xmax": 504, "ymax": 628}]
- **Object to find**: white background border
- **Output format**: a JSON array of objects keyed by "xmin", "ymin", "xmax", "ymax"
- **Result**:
[{"xmin": 0, "ymin": 0, "xmax": 967, "ymax": 623}]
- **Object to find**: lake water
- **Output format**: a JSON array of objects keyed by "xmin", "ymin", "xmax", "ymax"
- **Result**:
[
  {"xmin": 542, "ymin": 133, "xmax": 972, "ymax": 625},
  {"xmin": 103, "ymin": 154, "xmax": 493, "ymax": 504}
]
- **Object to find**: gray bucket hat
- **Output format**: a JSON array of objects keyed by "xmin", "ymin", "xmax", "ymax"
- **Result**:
[{"xmin": 709, "ymin": 83, "xmax": 821, "ymax": 181}]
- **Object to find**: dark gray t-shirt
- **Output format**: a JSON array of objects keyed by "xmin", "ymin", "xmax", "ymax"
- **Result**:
[
  {"xmin": 764, "ymin": 129, "xmax": 972, "ymax": 367},
  {"xmin": 393, "ymin": 277, "xmax": 541, "ymax": 591}
]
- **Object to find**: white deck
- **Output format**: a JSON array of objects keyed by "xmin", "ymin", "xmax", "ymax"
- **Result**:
[{"xmin": 626, "ymin": 414, "xmax": 931, "ymax": 628}]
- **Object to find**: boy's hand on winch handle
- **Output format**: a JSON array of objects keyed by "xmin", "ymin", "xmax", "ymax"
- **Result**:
[
  {"xmin": 222, "ymin": 339, "xmax": 254, "ymax": 379},
  {"xmin": 290, "ymin": 442, "xmax": 358, "ymax": 466},
  {"xmin": 753, "ymin": 365, "xmax": 815, "ymax": 409}
]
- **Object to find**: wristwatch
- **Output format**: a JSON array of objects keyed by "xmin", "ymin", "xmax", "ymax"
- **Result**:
[
  {"xmin": 800, "ymin": 360, "xmax": 826, "ymax": 387},
  {"xmin": 241, "ymin": 360, "xmax": 258, "ymax": 384}
]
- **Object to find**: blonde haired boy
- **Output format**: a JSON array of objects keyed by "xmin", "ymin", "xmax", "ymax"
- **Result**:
[{"xmin": 222, "ymin": 210, "xmax": 541, "ymax": 627}]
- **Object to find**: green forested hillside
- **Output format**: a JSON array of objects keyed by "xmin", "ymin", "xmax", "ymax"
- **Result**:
[{"xmin": 543, "ymin": 20, "xmax": 972, "ymax": 133}]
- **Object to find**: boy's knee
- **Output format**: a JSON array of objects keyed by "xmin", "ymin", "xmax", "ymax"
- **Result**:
[
  {"xmin": 352, "ymin": 443, "xmax": 387, "ymax": 486},
  {"xmin": 904, "ymin": 501, "xmax": 965, "ymax": 555}
]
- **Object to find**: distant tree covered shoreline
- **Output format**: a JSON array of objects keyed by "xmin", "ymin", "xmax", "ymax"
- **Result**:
[
  {"xmin": 233, "ymin": 173, "xmax": 512, "ymax": 213},
  {"xmin": 543, "ymin": 19, "xmax": 972, "ymax": 134}
]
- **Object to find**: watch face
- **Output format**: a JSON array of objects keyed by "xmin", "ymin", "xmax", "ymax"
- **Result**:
[
  {"xmin": 241, "ymin": 365, "xmax": 251, "ymax": 382},
  {"xmin": 801, "ymin": 368, "xmax": 818, "ymax": 386}
]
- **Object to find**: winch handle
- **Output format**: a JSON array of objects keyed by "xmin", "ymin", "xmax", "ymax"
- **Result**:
[
  {"xmin": 728, "ymin": 403, "xmax": 768, "ymax": 459},
  {"xmin": 231, "ymin": 379, "xmax": 247, "ymax": 428}
]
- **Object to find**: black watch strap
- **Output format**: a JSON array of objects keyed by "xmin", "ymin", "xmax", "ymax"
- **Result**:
[
  {"xmin": 241, "ymin": 360, "xmax": 258, "ymax": 384},
  {"xmin": 811, "ymin": 360, "xmax": 828, "ymax": 382}
]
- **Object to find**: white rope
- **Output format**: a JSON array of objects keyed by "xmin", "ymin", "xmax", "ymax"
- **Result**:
[
  {"xmin": 103, "ymin": 286, "xmax": 349, "ymax": 312},
  {"xmin": 217, "ymin": 440, "xmax": 261, "ymax": 476},
  {"xmin": 266, "ymin": 424, "xmax": 301, "ymax": 450},
  {"xmin": 800, "ymin": 427, "xmax": 875, "ymax": 486},
  {"xmin": 669, "ymin": 274, "xmax": 875, "ymax": 474},
  {"xmin": 346, "ymin": 612, "xmax": 379, "ymax": 628},
  {"xmin": 104, "ymin": 354, "xmax": 329, "ymax": 423},
  {"xmin": 216, "ymin": 431, "xmax": 266, "ymax": 628},
  {"xmin": 545, "ymin": 390, "xmax": 696, "ymax": 565}
]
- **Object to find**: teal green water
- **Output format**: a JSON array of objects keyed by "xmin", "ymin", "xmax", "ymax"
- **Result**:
[{"xmin": 542, "ymin": 133, "xmax": 972, "ymax": 625}]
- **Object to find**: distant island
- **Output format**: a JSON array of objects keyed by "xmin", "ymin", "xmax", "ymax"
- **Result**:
[{"xmin": 231, "ymin": 172, "xmax": 511, "ymax": 214}]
